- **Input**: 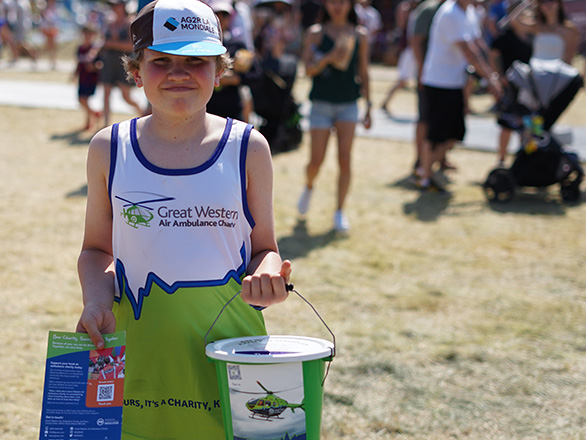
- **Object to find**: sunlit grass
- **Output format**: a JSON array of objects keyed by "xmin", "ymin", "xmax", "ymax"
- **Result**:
[{"xmin": 1, "ymin": 68, "xmax": 586, "ymax": 439}]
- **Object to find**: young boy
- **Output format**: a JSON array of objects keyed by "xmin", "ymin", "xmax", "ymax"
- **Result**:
[
  {"xmin": 73, "ymin": 23, "xmax": 102, "ymax": 130},
  {"xmin": 75, "ymin": 0, "xmax": 292, "ymax": 438}
]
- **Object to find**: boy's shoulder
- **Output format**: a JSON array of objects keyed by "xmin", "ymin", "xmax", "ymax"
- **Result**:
[
  {"xmin": 88, "ymin": 123, "xmax": 119, "ymax": 159},
  {"xmin": 89, "ymin": 118, "xmax": 138, "ymax": 154}
]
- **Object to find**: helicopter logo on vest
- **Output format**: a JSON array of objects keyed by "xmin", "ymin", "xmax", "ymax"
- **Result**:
[{"xmin": 116, "ymin": 193, "xmax": 175, "ymax": 229}]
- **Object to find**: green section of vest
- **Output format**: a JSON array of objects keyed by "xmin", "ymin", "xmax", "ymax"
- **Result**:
[{"xmin": 114, "ymin": 278, "xmax": 266, "ymax": 439}]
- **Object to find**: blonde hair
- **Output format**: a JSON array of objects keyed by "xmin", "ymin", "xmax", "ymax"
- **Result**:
[{"xmin": 122, "ymin": 50, "xmax": 233, "ymax": 83}]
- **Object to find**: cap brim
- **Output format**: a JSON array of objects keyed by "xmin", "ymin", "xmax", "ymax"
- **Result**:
[{"xmin": 148, "ymin": 41, "xmax": 227, "ymax": 56}]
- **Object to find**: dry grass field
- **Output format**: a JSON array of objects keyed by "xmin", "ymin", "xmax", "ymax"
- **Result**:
[{"xmin": 1, "ymin": 52, "xmax": 586, "ymax": 439}]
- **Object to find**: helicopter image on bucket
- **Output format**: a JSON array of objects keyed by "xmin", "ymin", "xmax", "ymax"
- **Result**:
[
  {"xmin": 115, "ymin": 194, "xmax": 174, "ymax": 229},
  {"xmin": 232, "ymin": 381, "xmax": 304, "ymax": 421}
]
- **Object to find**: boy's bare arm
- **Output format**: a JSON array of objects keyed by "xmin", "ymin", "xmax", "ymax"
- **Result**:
[
  {"xmin": 241, "ymin": 129, "xmax": 291, "ymax": 307},
  {"xmin": 76, "ymin": 128, "xmax": 117, "ymax": 349}
]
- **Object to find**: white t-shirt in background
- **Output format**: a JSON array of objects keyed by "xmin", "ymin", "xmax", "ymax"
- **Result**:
[{"xmin": 421, "ymin": 0, "xmax": 477, "ymax": 89}]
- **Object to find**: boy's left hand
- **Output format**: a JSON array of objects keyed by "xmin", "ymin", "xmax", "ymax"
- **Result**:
[{"xmin": 241, "ymin": 260, "xmax": 292, "ymax": 307}]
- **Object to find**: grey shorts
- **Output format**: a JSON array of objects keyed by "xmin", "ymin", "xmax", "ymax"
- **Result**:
[
  {"xmin": 100, "ymin": 51, "xmax": 133, "ymax": 86},
  {"xmin": 309, "ymin": 100, "xmax": 359, "ymax": 129}
]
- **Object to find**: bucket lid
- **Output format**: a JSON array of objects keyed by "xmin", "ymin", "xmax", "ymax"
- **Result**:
[{"xmin": 206, "ymin": 335, "xmax": 334, "ymax": 364}]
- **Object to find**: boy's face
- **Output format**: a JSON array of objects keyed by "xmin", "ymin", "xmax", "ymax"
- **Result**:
[{"xmin": 134, "ymin": 49, "xmax": 221, "ymax": 116}]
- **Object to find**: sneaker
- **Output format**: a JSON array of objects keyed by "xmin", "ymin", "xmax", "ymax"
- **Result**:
[
  {"xmin": 297, "ymin": 187, "xmax": 312, "ymax": 215},
  {"xmin": 417, "ymin": 178, "xmax": 453, "ymax": 198},
  {"xmin": 333, "ymin": 210, "xmax": 350, "ymax": 232}
]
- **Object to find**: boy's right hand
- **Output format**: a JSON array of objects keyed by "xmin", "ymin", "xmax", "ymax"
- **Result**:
[{"xmin": 76, "ymin": 303, "xmax": 116, "ymax": 350}]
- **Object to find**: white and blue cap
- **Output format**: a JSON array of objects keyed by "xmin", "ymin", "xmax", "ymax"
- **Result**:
[{"xmin": 131, "ymin": 0, "xmax": 227, "ymax": 56}]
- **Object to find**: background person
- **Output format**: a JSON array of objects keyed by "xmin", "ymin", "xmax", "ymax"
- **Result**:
[
  {"xmin": 511, "ymin": 0, "xmax": 579, "ymax": 64},
  {"xmin": 38, "ymin": 0, "xmax": 59, "ymax": 69},
  {"xmin": 489, "ymin": 1, "xmax": 532, "ymax": 166},
  {"xmin": 355, "ymin": 0, "xmax": 383, "ymax": 57},
  {"xmin": 381, "ymin": 0, "xmax": 419, "ymax": 114},
  {"xmin": 409, "ymin": 0, "xmax": 446, "ymax": 181},
  {"xmin": 297, "ymin": 0, "xmax": 371, "ymax": 233},
  {"xmin": 99, "ymin": 0, "xmax": 143, "ymax": 126},
  {"xmin": 72, "ymin": 23, "xmax": 102, "ymax": 131},
  {"xmin": 207, "ymin": 0, "xmax": 259, "ymax": 122},
  {"xmin": 2, "ymin": 0, "xmax": 37, "ymax": 65},
  {"xmin": 419, "ymin": 0, "xmax": 502, "ymax": 195}
]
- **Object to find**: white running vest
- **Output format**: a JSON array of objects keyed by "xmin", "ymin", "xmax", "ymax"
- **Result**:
[{"xmin": 109, "ymin": 117, "xmax": 254, "ymax": 319}]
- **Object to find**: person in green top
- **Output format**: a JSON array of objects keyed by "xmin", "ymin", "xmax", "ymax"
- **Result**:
[
  {"xmin": 410, "ymin": 0, "xmax": 446, "ymax": 180},
  {"xmin": 296, "ymin": 0, "xmax": 372, "ymax": 233}
]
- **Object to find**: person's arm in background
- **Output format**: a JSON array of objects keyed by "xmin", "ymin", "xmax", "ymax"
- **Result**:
[{"xmin": 456, "ymin": 39, "xmax": 503, "ymax": 98}]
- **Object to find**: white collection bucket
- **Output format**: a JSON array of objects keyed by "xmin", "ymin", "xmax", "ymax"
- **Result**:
[{"xmin": 205, "ymin": 287, "xmax": 335, "ymax": 440}]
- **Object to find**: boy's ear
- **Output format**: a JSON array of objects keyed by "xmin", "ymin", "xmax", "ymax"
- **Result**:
[
  {"xmin": 214, "ymin": 69, "xmax": 224, "ymax": 88},
  {"xmin": 133, "ymin": 70, "xmax": 143, "ymax": 88}
]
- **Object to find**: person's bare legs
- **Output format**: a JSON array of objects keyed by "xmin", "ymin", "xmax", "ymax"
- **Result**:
[
  {"xmin": 333, "ymin": 120, "xmax": 356, "ymax": 211},
  {"xmin": 297, "ymin": 128, "xmax": 331, "ymax": 216},
  {"xmin": 103, "ymin": 84, "xmax": 113, "ymax": 126},
  {"xmin": 414, "ymin": 120, "xmax": 427, "ymax": 175},
  {"xmin": 119, "ymin": 84, "xmax": 144, "ymax": 116},
  {"xmin": 44, "ymin": 33, "xmax": 57, "ymax": 69},
  {"xmin": 420, "ymin": 139, "xmax": 433, "ymax": 182},
  {"xmin": 498, "ymin": 127, "xmax": 511, "ymax": 166},
  {"xmin": 381, "ymin": 79, "xmax": 407, "ymax": 113},
  {"xmin": 78, "ymin": 96, "xmax": 100, "ymax": 130},
  {"xmin": 420, "ymin": 138, "xmax": 453, "ymax": 194},
  {"xmin": 79, "ymin": 96, "xmax": 92, "ymax": 129},
  {"xmin": 305, "ymin": 128, "xmax": 331, "ymax": 190}
]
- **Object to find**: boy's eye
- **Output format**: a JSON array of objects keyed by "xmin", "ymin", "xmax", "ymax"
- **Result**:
[
  {"xmin": 152, "ymin": 56, "xmax": 171, "ymax": 64},
  {"xmin": 186, "ymin": 57, "xmax": 205, "ymax": 64}
]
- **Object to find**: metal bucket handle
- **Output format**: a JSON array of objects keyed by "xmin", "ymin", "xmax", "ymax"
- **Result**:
[{"xmin": 204, "ymin": 284, "xmax": 336, "ymax": 383}]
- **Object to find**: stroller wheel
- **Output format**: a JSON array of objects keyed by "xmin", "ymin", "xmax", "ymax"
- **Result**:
[
  {"xmin": 560, "ymin": 169, "xmax": 582, "ymax": 202},
  {"xmin": 483, "ymin": 168, "xmax": 516, "ymax": 202}
]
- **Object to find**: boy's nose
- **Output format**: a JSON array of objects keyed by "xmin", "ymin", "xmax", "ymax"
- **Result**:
[{"xmin": 168, "ymin": 62, "xmax": 190, "ymax": 78}]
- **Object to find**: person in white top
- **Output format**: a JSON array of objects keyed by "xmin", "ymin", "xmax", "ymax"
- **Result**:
[
  {"xmin": 381, "ymin": 0, "xmax": 419, "ymax": 113},
  {"xmin": 355, "ymin": 0, "xmax": 382, "ymax": 52},
  {"xmin": 418, "ymin": 0, "xmax": 502, "ymax": 195},
  {"xmin": 511, "ymin": 0, "xmax": 579, "ymax": 64}
]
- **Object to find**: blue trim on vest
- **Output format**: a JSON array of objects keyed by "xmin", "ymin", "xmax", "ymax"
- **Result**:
[
  {"xmin": 129, "ymin": 117, "xmax": 233, "ymax": 176},
  {"xmin": 115, "ymin": 243, "xmax": 248, "ymax": 320},
  {"xmin": 108, "ymin": 123, "xmax": 119, "ymax": 207},
  {"xmin": 240, "ymin": 123, "xmax": 255, "ymax": 229}
]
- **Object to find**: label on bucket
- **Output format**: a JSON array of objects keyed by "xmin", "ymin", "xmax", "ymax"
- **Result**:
[{"xmin": 227, "ymin": 362, "xmax": 306, "ymax": 440}]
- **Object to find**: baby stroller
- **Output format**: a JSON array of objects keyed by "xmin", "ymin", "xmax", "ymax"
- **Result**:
[{"xmin": 483, "ymin": 59, "xmax": 584, "ymax": 203}]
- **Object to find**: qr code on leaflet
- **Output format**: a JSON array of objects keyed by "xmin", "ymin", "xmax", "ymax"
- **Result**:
[{"xmin": 97, "ymin": 384, "xmax": 115, "ymax": 402}]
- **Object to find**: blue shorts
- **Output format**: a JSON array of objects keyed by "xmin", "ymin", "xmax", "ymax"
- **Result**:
[{"xmin": 309, "ymin": 100, "xmax": 359, "ymax": 129}]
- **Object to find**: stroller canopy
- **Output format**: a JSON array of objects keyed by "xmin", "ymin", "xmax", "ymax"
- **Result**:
[{"xmin": 506, "ymin": 59, "xmax": 583, "ymax": 130}]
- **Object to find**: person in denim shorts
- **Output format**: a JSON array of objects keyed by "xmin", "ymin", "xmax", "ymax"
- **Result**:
[{"xmin": 297, "ymin": 0, "xmax": 372, "ymax": 233}]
